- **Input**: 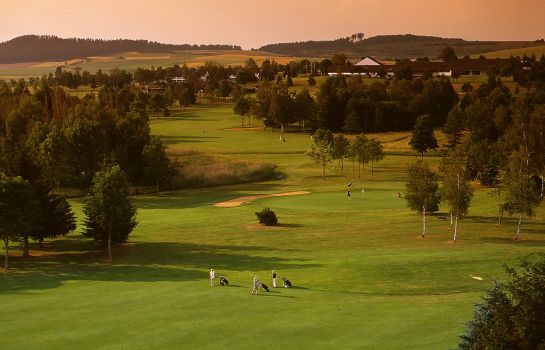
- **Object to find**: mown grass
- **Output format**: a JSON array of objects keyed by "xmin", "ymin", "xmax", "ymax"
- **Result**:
[{"xmin": 1, "ymin": 103, "xmax": 544, "ymax": 349}]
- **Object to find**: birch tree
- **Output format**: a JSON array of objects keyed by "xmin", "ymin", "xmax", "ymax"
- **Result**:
[
  {"xmin": 349, "ymin": 134, "xmax": 369, "ymax": 178},
  {"xmin": 332, "ymin": 134, "xmax": 350, "ymax": 171},
  {"xmin": 502, "ymin": 150, "xmax": 541, "ymax": 240},
  {"xmin": 405, "ymin": 161, "xmax": 441, "ymax": 238},
  {"xmin": 367, "ymin": 138, "xmax": 384, "ymax": 176},
  {"xmin": 440, "ymin": 145, "xmax": 474, "ymax": 242},
  {"xmin": 307, "ymin": 129, "xmax": 334, "ymax": 180}
]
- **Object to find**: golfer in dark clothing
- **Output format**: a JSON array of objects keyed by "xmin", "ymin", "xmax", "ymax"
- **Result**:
[{"xmin": 347, "ymin": 189, "xmax": 351, "ymax": 200}]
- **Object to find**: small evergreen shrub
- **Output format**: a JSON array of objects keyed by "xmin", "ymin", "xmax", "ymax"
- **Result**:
[{"xmin": 255, "ymin": 208, "xmax": 278, "ymax": 226}]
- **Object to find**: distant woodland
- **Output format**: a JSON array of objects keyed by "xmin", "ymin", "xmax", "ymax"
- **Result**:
[
  {"xmin": 258, "ymin": 34, "xmax": 539, "ymax": 59},
  {"xmin": 0, "ymin": 35, "xmax": 242, "ymax": 64}
]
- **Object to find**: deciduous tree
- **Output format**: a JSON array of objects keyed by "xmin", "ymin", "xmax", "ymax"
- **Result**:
[
  {"xmin": 440, "ymin": 146, "xmax": 474, "ymax": 242},
  {"xmin": 405, "ymin": 161, "xmax": 441, "ymax": 237},
  {"xmin": 409, "ymin": 115, "xmax": 438, "ymax": 160},
  {"xmin": 0, "ymin": 175, "xmax": 34, "ymax": 269},
  {"xmin": 83, "ymin": 165, "xmax": 137, "ymax": 261},
  {"xmin": 307, "ymin": 129, "xmax": 334, "ymax": 180},
  {"xmin": 367, "ymin": 138, "xmax": 384, "ymax": 176}
]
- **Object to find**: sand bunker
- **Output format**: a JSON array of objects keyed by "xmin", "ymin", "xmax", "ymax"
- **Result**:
[{"xmin": 214, "ymin": 191, "xmax": 309, "ymax": 208}]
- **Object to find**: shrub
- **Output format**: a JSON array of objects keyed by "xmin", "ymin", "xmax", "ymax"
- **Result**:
[{"xmin": 255, "ymin": 208, "xmax": 278, "ymax": 226}]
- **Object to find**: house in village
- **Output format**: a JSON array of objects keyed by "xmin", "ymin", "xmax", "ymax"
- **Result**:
[
  {"xmin": 329, "ymin": 56, "xmax": 512, "ymax": 78},
  {"xmin": 171, "ymin": 76, "xmax": 186, "ymax": 83}
]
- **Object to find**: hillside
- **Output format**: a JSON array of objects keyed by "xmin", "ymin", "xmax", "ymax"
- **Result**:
[
  {"xmin": 0, "ymin": 35, "xmax": 242, "ymax": 64},
  {"xmin": 471, "ymin": 44, "xmax": 545, "ymax": 58},
  {"xmin": 258, "ymin": 34, "xmax": 538, "ymax": 59}
]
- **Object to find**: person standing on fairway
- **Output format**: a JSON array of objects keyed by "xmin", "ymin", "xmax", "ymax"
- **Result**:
[
  {"xmin": 347, "ymin": 188, "xmax": 351, "ymax": 200},
  {"xmin": 209, "ymin": 268, "xmax": 215, "ymax": 286},
  {"xmin": 251, "ymin": 276, "xmax": 260, "ymax": 295},
  {"xmin": 272, "ymin": 270, "xmax": 277, "ymax": 288}
]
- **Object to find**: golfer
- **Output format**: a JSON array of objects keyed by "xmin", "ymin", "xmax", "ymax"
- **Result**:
[
  {"xmin": 251, "ymin": 276, "xmax": 260, "ymax": 295},
  {"xmin": 272, "ymin": 270, "xmax": 277, "ymax": 288},
  {"xmin": 347, "ymin": 188, "xmax": 351, "ymax": 200},
  {"xmin": 209, "ymin": 268, "xmax": 215, "ymax": 286}
]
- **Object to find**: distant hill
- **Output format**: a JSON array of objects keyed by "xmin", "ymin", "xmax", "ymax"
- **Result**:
[
  {"xmin": 0, "ymin": 35, "xmax": 242, "ymax": 64},
  {"xmin": 258, "ymin": 34, "xmax": 540, "ymax": 59},
  {"xmin": 471, "ymin": 44, "xmax": 545, "ymax": 59}
]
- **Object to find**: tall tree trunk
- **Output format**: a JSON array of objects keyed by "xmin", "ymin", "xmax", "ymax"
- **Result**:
[
  {"xmin": 453, "ymin": 215, "xmax": 459, "ymax": 242},
  {"xmin": 497, "ymin": 193, "xmax": 502, "ymax": 225},
  {"xmin": 322, "ymin": 163, "xmax": 326, "ymax": 180},
  {"xmin": 302, "ymin": 119, "xmax": 305, "ymax": 132},
  {"xmin": 241, "ymin": 117, "xmax": 244, "ymax": 127},
  {"xmin": 422, "ymin": 205, "xmax": 426, "ymax": 238},
  {"xmin": 358, "ymin": 162, "xmax": 361, "ymax": 178},
  {"xmin": 107, "ymin": 229, "xmax": 112, "ymax": 261},
  {"xmin": 540, "ymin": 174, "xmax": 545, "ymax": 198},
  {"xmin": 514, "ymin": 213, "xmax": 522, "ymax": 240},
  {"xmin": 421, "ymin": 152, "xmax": 424, "ymax": 161},
  {"xmin": 281, "ymin": 123, "xmax": 284, "ymax": 134},
  {"xmin": 371, "ymin": 161, "xmax": 374, "ymax": 176},
  {"xmin": 4, "ymin": 238, "xmax": 9, "ymax": 269},
  {"xmin": 341, "ymin": 158, "xmax": 344, "ymax": 171},
  {"xmin": 22, "ymin": 235, "xmax": 29, "ymax": 257},
  {"xmin": 156, "ymin": 179, "xmax": 159, "ymax": 194}
]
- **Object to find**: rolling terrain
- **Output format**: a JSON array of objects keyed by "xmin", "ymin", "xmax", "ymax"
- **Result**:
[{"xmin": 1, "ymin": 103, "xmax": 544, "ymax": 349}]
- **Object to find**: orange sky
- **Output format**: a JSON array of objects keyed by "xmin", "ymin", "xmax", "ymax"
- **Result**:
[{"xmin": 1, "ymin": 0, "xmax": 544, "ymax": 49}]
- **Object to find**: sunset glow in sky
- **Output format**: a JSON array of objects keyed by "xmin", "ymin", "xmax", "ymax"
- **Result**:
[{"xmin": 1, "ymin": 0, "xmax": 544, "ymax": 48}]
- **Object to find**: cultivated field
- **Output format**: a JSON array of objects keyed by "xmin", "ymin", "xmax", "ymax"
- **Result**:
[
  {"xmin": 471, "ymin": 44, "xmax": 545, "ymax": 58},
  {"xmin": 1, "ymin": 104, "xmax": 544, "ymax": 349},
  {"xmin": 0, "ymin": 50, "xmax": 305, "ymax": 80}
]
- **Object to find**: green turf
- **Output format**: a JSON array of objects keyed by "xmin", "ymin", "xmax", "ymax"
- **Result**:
[{"xmin": 1, "ymin": 104, "xmax": 544, "ymax": 349}]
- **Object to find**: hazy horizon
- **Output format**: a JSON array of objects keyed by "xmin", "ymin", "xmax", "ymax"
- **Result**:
[{"xmin": 1, "ymin": 0, "xmax": 544, "ymax": 49}]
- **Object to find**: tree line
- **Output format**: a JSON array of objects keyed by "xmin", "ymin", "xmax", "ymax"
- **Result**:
[
  {"xmin": 0, "ymin": 79, "xmax": 175, "ymax": 267},
  {"xmin": 307, "ymin": 129, "xmax": 384, "ymax": 180},
  {"xmin": 0, "ymin": 35, "xmax": 241, "ymax": 64},
  {"xmin": 404, "ymin": 73, "xmax": 545, "ymax": 241},
  {"xmin": 257, "ymin": 34, "xmax": 536, "ymax": 59}
]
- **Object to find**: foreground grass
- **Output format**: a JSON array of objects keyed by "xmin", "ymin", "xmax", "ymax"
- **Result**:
[{"xmin": 1, "ymin": 104, "xmax": 544, "ymax": 349}]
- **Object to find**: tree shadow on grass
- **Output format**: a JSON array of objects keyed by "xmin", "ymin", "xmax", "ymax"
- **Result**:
[
  {"xmin": 132, "ymin": 182, "xmax": 292, "ymax": 209},
  {"xmin": 1, "ymin": 240, "xmax": 320, "ymax": 294},
  {"xmin": 480, "ymin": 237, "xmax": 545, "ymax": 246},
  {"xmin": 258, "ymin": 293, "xmax": 296, "ymax": 298},
  {"xmin": 157, "ymin": 135, "xmax": 220, "ymax": 145}
]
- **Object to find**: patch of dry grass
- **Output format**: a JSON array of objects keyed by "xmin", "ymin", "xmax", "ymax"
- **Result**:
[{"xmin": 168, "ymin": 149, "xmax": 276, "ymax": 188}]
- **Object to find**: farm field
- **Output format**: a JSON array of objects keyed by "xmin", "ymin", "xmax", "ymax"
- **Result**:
[
  {"xmin": 471, "ymin": 44, "xmax": 545, "ymax": 59},
  {"xmin": 0, "ymin": 50, "xmax": 308, "ymax": 80},
  {"xmin": 1, "ymin": 104, "xmax": 545, "ymax": 349}
]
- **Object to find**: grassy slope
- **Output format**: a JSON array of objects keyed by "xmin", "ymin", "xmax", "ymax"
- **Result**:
[
  {"xmin": 1, "ymin": 105, "xmax": 544, "ymax": 349},
  {"xmin": 471, "ymin": 45, "xmax": 545, "ymax": 58}
]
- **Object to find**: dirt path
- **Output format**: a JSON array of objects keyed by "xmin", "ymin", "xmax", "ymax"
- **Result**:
[{"xmin": 214, "ymin": 191, "xmax": 310, "ymax": 208}]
